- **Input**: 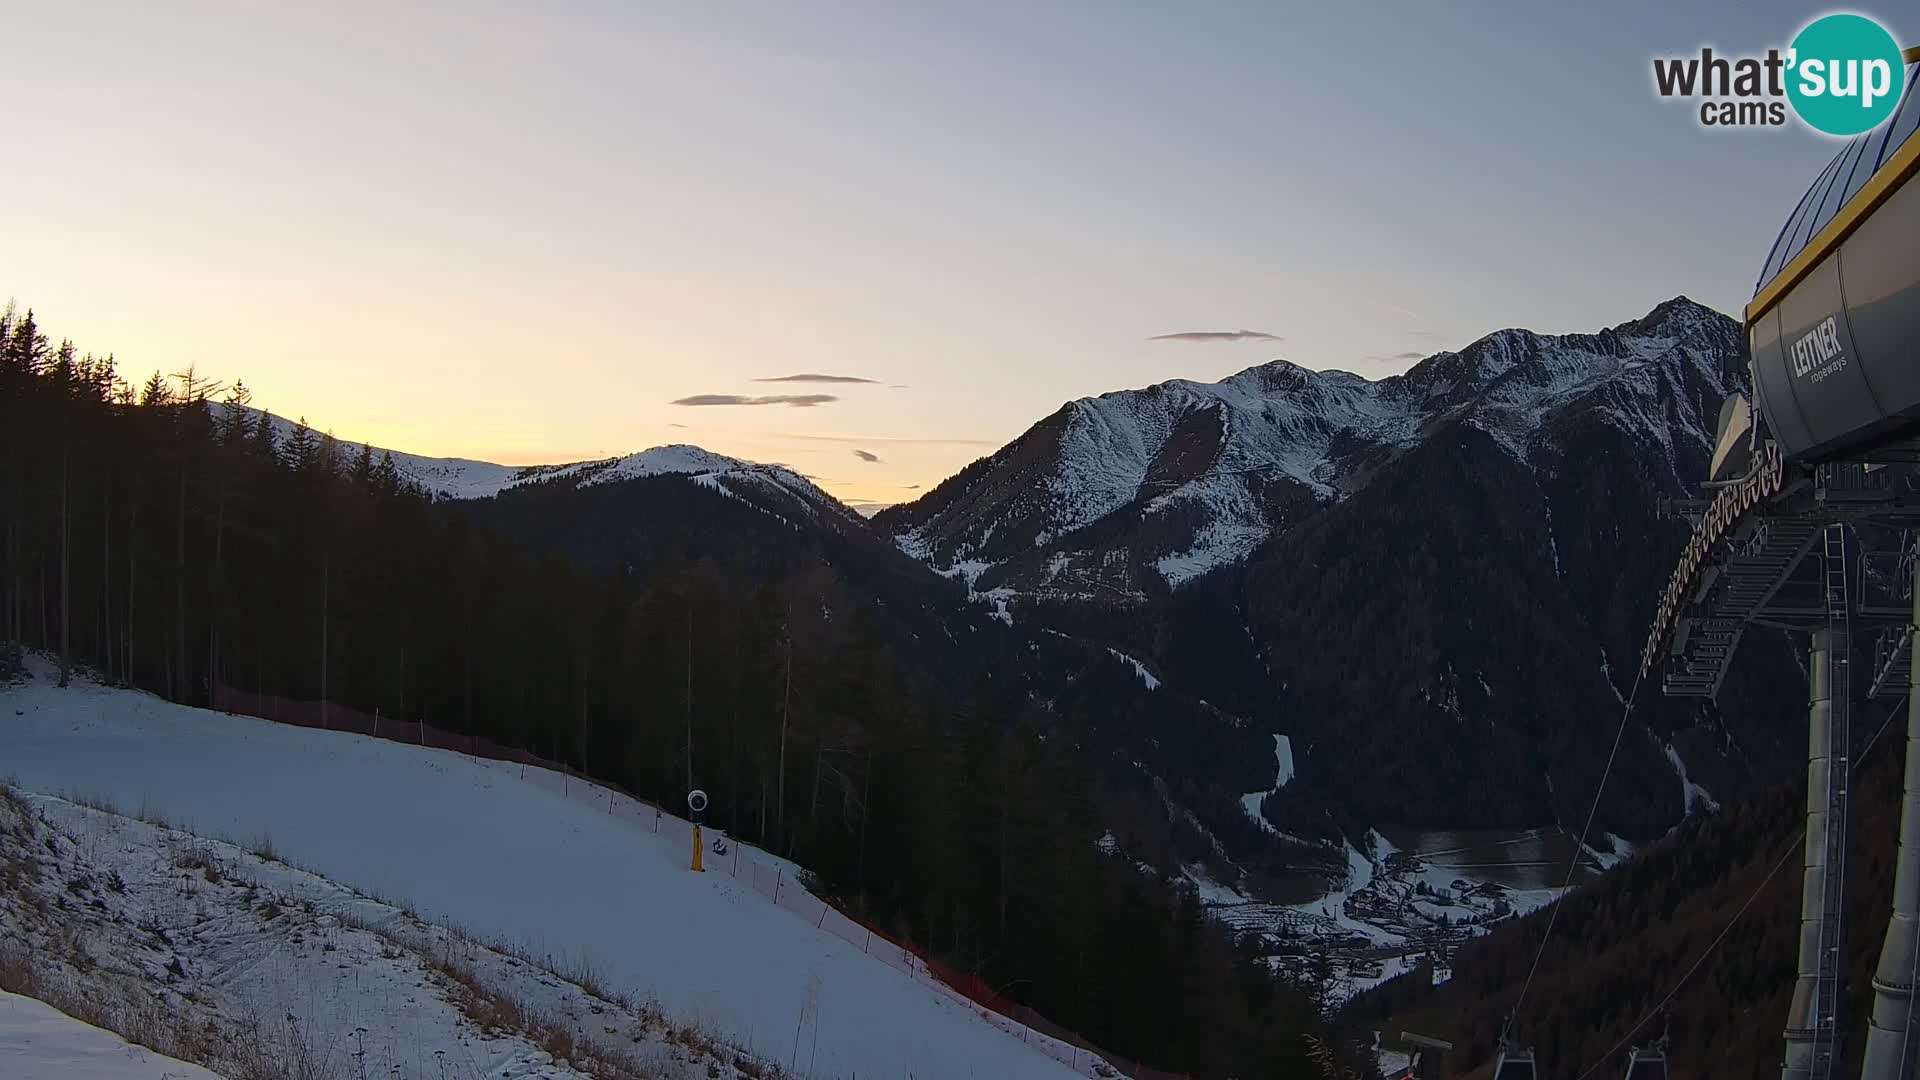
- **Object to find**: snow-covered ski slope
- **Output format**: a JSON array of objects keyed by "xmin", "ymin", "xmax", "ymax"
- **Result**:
[
  {"xmin": 0, "ymin": 989, "xmax": 224, "ymax": 1080},
  {"xmin": 0, "ymin": 670, "xmax": 1085, "ymax": 1080}
]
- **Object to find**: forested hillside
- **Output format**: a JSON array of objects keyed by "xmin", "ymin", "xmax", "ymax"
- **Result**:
[
  {"xmin": 1348, "ymin": 694, "xmax": 1911, "ymax": 1080},
  {"xmin": 881, "ymin": 298, "xmax": 1808, "ymax": 851},
  {"xmin": 0, "ymin": 305, "xmax": 1360, "ymax": 1079}
]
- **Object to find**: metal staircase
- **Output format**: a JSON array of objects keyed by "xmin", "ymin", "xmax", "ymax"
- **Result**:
[
  {"xmin": 1811, "ymin": 523, "xmax": 1852, "ymax": 1080},
  {"xmin": 1869, "ymin": 536, "xmax": 1917, "ymax": 699},
  {"xmin": 1664, "ymin": 516, "xmax": 1824, "ymax": 697},
  {"xmin": 1869, "ymin": 625, "xmax": 1913, "ymax": 699}
]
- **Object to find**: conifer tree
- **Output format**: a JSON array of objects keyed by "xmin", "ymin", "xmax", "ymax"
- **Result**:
[
  {"xmin": 0, "ymin": 308, "xmax": 1350, "ymax": 1080},
  {"xmin": 283, "ymin": 418, "xmax": 316, "ymax": 473},
  {"xmin": 374, "ymin": 450, "xmax": 400, "ymax": 496},
  {"xmin": 252, "ymin": 410, "xmax": 277, "ymax": 458}
]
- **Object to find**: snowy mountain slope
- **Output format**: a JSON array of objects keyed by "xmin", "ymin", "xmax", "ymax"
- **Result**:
[
  {"xmin": 0, "ymin": 667, "xmax": 1087, "ymax": 1080},
  {"xmin": 865, "ymin": 296, "xmax": 1793, "ymax": 911},
  {"xmin": 877, "ymin": 297, "xmax": 1740, "ymax": 597},
  {"xmin": 0, "ymin": 989, "xmax": 224, "ymax": 1080},
  {"xmin": 217, "ymin": 404, "xmax": 857, "ymax": 526},
  {"xmin": 0, "ymin": 788, "xmax": 749, "ymax": 1080}
]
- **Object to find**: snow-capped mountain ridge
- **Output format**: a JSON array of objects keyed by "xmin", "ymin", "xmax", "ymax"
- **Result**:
[
  {"xmin": 877, "ymin": 296, "xmax": 1742, "ymax": 596},
  {"xmin": 216, "ymin": 404, "xmax": 855, "ymax": 525}
]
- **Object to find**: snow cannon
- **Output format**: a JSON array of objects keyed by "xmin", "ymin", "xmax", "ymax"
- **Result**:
[{"xmin": 687, "ymin": 789, "xmax": 709, "ymax": 873}]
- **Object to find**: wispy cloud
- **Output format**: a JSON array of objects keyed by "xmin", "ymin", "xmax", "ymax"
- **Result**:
[
  {"xmin": 1148, "ymin": 329, "xmax": 1282, "ymax": 343},
  {"xmin": 667, "ymin": 422, "xmax": 689, "ymax": 428},
  {"xmin": 753, "ymin": 373, "xmax": 879, "ymax": 384},
  {"xmin": 1366, "ymin": 351, "xmax": 1427, "ymax": 362},
  {"xmin": 1408, "ymin": 329, "xmax": 1451, "ymax": 344},
  {"xmin": 779, "ymin": 432, "xmax": 1000, "ymax": 447},
  {"xmin": 671, "ymin": 393, "xmax": 838, "ymax": 408},
  {"xmin": 852, "ymin": 449, "xmax": 882, "ymax": 463}
]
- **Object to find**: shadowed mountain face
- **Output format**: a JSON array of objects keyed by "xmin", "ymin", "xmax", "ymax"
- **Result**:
[{"xmin": 880, "ymin": 297, "xmax": 1807, "ymax": 849}]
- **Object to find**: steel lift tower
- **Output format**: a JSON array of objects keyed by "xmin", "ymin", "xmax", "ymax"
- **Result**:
[{"xmin": 1640, "ymin": 54, "xmax": 1920, "ymax": 1080}]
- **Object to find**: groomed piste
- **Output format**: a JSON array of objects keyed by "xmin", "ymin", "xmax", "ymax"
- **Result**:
[{"xmin": 0, "ymin": 661, "xmax": 1087, "ymax": 1080}]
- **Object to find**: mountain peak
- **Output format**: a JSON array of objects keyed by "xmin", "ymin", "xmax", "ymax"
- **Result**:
[
  {"xmin": 884, "ymin": 298, "xmax": 1748, "ymax": 597},
  {"xmin": 1216, "ymin": 357, "xmax": 1322, "ymax": 391},
  {"xmin": 1614, "ymin": 295, "xmax": 1734, "ymax": 339},
  {"xmin": 1240, "ymin": 357, "xmax": 1310, "ymax": 376}
]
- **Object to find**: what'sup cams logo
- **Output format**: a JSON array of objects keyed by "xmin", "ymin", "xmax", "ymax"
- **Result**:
[{"xmin": 1653, "ymin": 12, "xmax": 1908, "ymax": 135}]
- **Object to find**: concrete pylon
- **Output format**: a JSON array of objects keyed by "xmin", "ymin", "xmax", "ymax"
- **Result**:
[
  {"xmin": 1859, "ymin": 562, "xmax": 1920, "ymax": 1080},
  {"xmin": 1783, "ymin": 628, "xmax": 1836, "ymax": 1080}
]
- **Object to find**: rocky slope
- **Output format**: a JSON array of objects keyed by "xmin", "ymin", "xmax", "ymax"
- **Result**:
[
  {"xmin": 879, "ymin": 297, "xmax": 1742, "ymax": 599},
  {"xmin": 881, "ymin": 298, "xmax": 1805, "ymax": 853}
]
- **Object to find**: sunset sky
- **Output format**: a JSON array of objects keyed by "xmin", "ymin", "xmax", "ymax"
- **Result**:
[{"xmin": 6, "ymin": 1, "xmax": 1875, "ymax": 504}]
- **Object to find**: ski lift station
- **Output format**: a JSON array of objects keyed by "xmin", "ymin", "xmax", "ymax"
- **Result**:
[{"xmin": 1633, "ymin": 47, "xmax": 1920, "ymax": 1080}]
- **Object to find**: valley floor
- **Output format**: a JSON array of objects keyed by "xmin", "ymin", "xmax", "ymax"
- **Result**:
[{"xmin": 1194, "ymin": 827, "xmax": 1630, "ymax": 1003}]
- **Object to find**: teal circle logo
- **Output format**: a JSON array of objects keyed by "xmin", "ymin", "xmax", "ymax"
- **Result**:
[{"xmin": 1786, "ymin": 14, "xmax": 1906, "ymax": 136}]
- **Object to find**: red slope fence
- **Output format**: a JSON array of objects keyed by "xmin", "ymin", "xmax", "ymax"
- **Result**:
[{"xmin": 210, "ymin": 684, "xmax": 1190, "ymax": 1080}]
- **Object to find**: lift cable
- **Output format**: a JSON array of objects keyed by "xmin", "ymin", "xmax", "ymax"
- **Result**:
[
  {"xmin": 1504, "ymin": 663, "xmax": 1647, "ymax": 1041},
  {"xmin": 1568, "ymin": 695, "xmax": 1909, "ymax": 1080}
]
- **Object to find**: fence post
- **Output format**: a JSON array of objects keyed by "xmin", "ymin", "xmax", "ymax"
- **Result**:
[
  {"xmin": 863, "ymin": 927, "xmax": 871, "ymax": 953},
  {"xmin": 373, "ymin": 706, "xmax": 379, "ymax": 738}
]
